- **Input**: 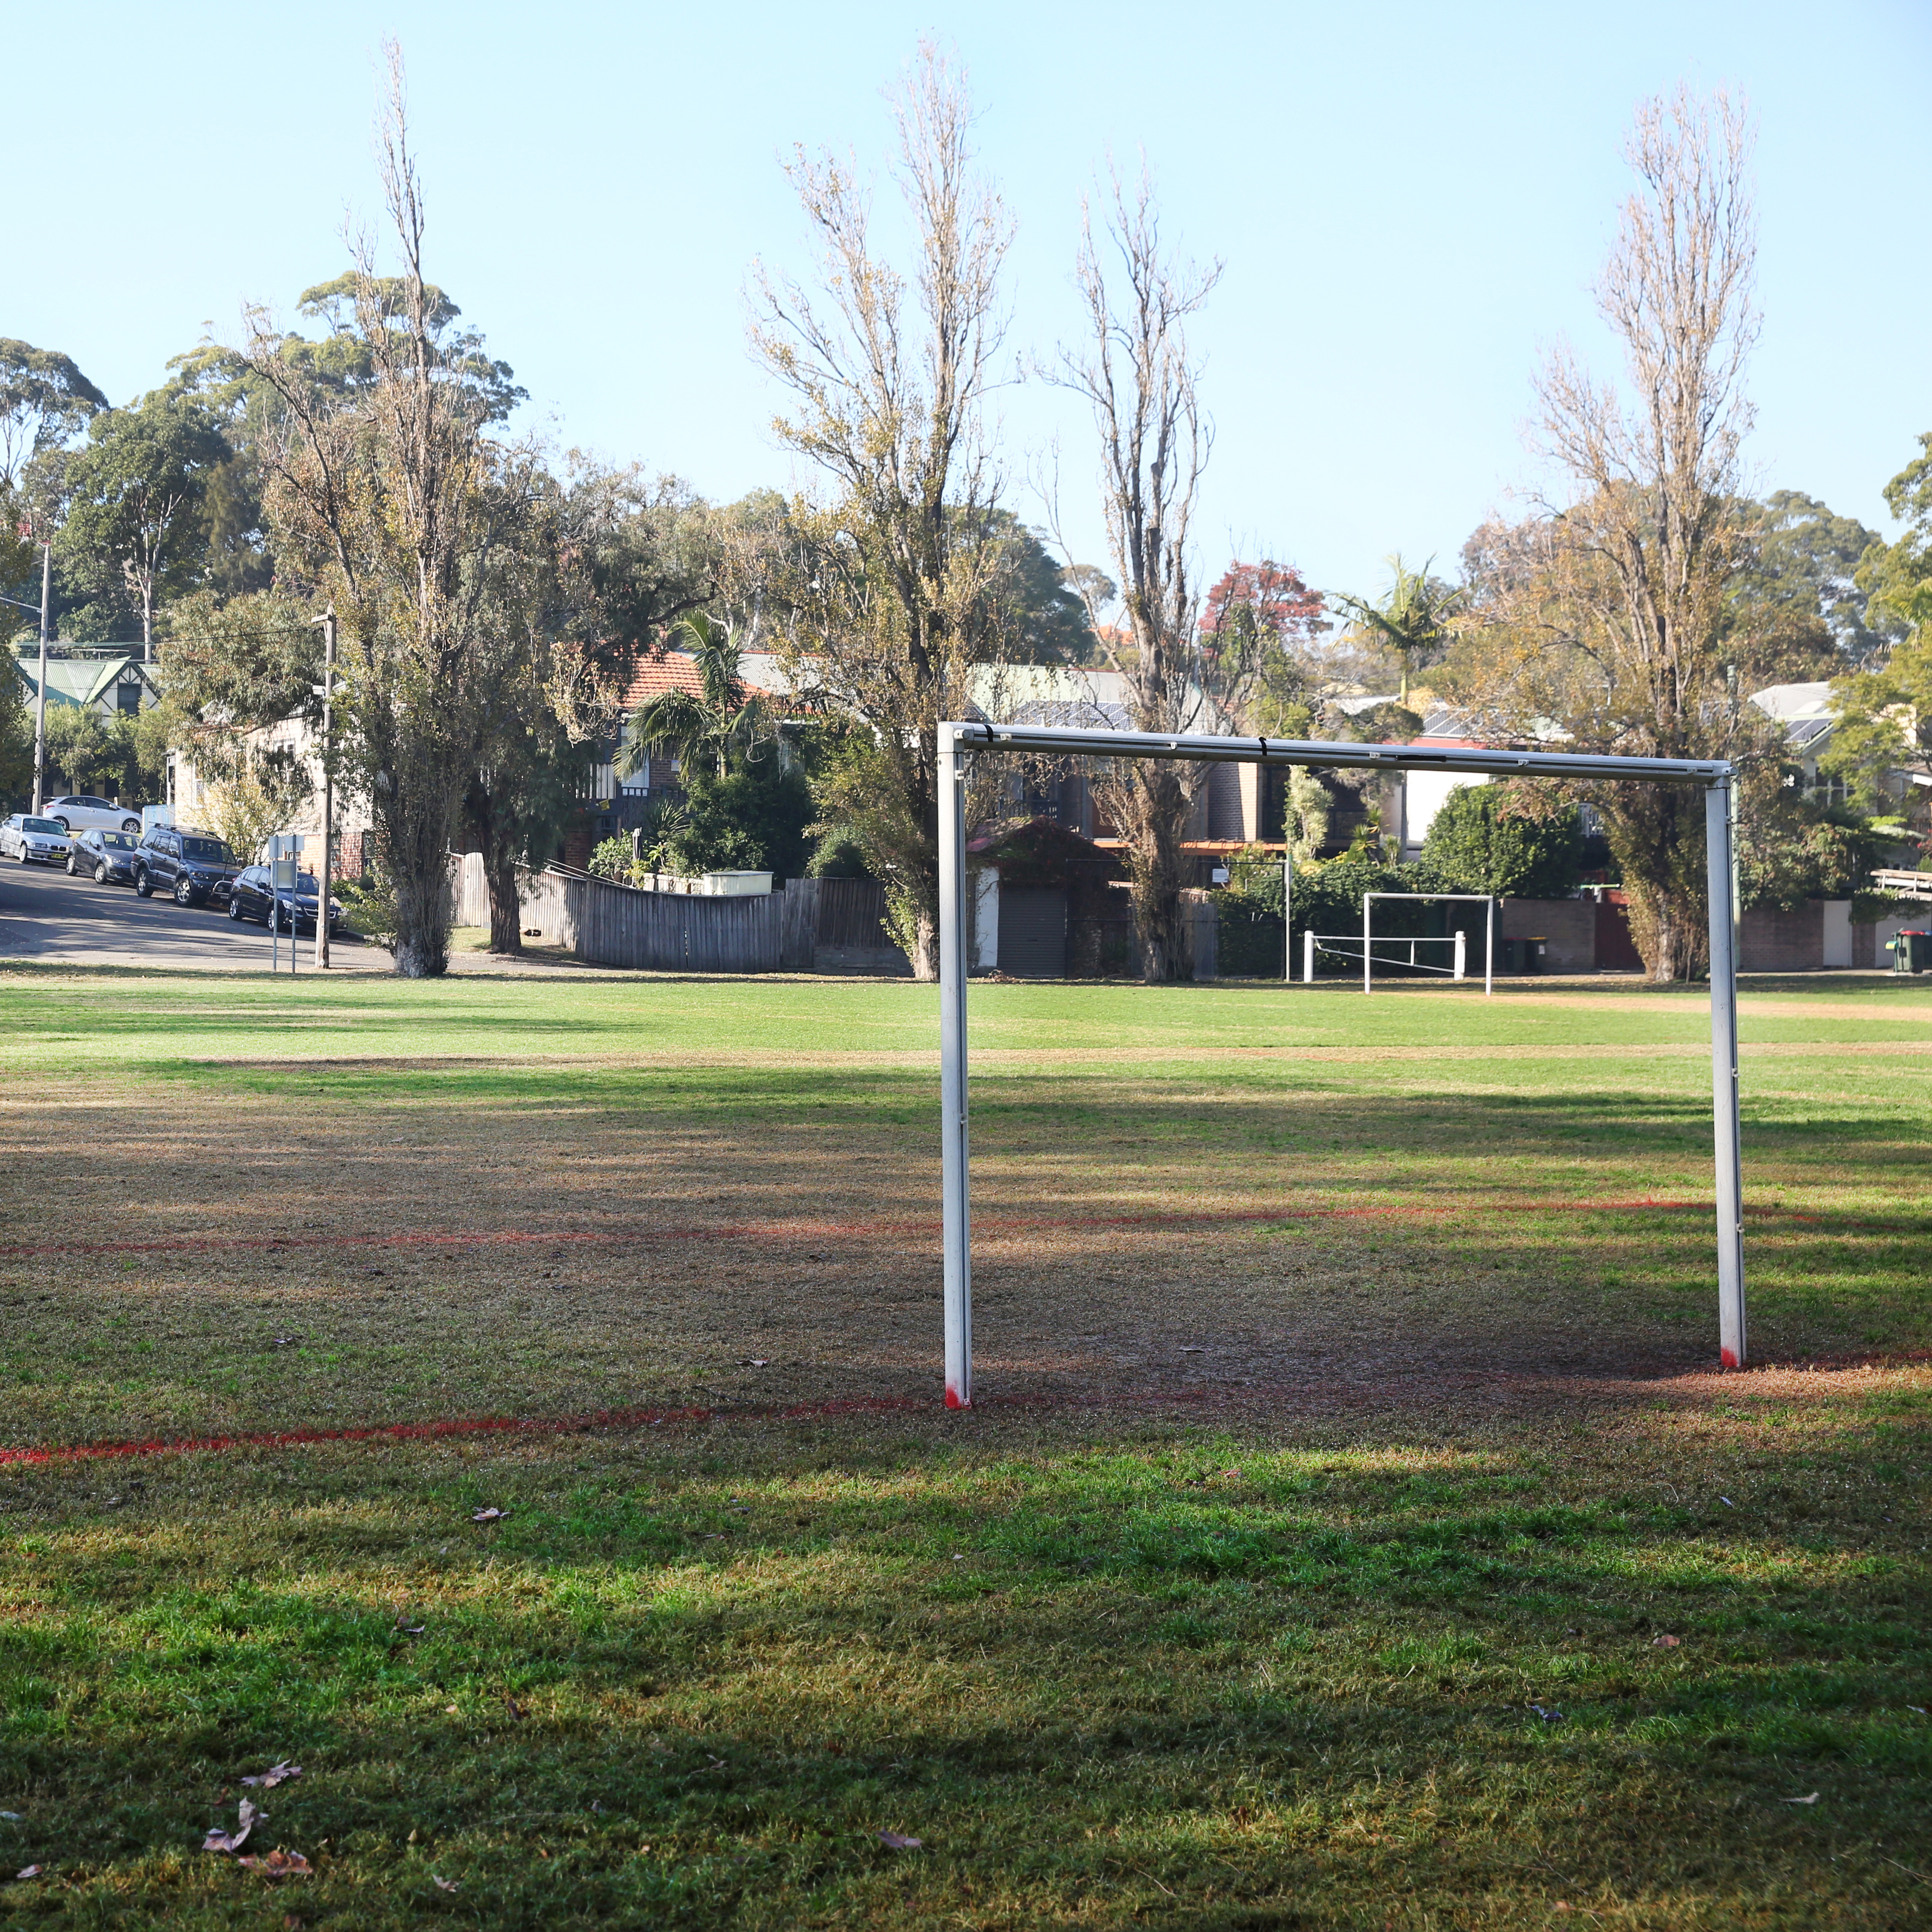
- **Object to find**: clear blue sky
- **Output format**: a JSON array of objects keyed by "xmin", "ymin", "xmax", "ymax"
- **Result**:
[{"xmin": 13, "ymin": 1, "xmax": 1930, "ymax": 602}]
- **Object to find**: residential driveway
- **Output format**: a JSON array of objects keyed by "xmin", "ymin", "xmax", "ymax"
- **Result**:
[{"xmin": 0, "ymin": 859, "xmax": 388, "ymax": 972}]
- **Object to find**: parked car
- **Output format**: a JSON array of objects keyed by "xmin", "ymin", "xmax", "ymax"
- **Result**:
[
  {"xmin": 132, "ymin": 827, "xmax": 240, "ymax": 907},
  {"xmin": 229, "ymin": 865, "xmax": 342, "ymax": 935},
  {"xmin": 42, "ymin": 794, "xmax": 142, "ymax": 835},
  {"xmin": 68, "ymin": 826, "xmax": 142, "ymax": 884},
  {"xmin": 1, "ymin": 814, "xmax": 72, "ymax": 865}
]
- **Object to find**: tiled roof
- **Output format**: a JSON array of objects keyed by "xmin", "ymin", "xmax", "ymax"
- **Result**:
[{"xmin": 615, "ymin": 651, "xmax": 780, "ymax": 710}]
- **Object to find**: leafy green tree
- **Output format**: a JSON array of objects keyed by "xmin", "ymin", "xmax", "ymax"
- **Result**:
[
  {"xmin": 1729, "ymin": 490, "xmax": 1897, "ymax": 681},
  {"xmin": 158, "ymin": 588, "xmax": 324, "ymax": 838},
  {"xmin": 659, "ymin": 762, "xmax": 815, "ymax": 880},
  {"xmin": 0, "ymin": 339, "xmax": 106, "ymax": 636},
  {"xmin": 54, "ymin": 391, "xmax": 229, "ymax": 652},
  {"xmin": 0, "ymin": 339, "xmax": 106, "ymax": 488},
  {"xmin": 974, "ymin": 510, "xmax": 1099, "ymax": 663},
  {"xmin": 1825, "ymin": 435, "xmax": 1932, "ymax": 818},
  {"xmin": 1418, "ymin": 783, "xmax": 1581, "ymax": 898},
  {"xmin": 0, "ymin": 656, "xmax": 31, "ymax": 801},
  {"xmin": 40, "ymin": 704, "xmax": 162, "ymax": 804}
]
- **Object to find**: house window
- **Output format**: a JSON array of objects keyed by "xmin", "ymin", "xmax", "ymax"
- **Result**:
[{"xmin": 117, "ymin": 681, "xmax": 142, "ymax": 714}]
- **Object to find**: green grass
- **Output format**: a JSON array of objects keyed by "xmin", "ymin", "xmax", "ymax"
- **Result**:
[{"xmin": 0, "ymin": 964, "xmax": 1927, "ymax": 1926}]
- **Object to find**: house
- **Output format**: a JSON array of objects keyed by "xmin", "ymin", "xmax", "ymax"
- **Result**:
[{"xmin": 11, "ymin": 644, "xmax": 161, "ymax": 720}]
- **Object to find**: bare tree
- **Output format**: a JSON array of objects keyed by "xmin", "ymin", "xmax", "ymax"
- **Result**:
[
  {"xmin": 1519, "ymin": 87, "xmax": 1769, "ymax": 981},
  {"xmin": 247, "ymin": 43, "xmax": 531, "ymax": 977},
  {"xmin": 1053, "ymin": 167, "xmax": 1223, "ymax": 980},
  {"xmin": 749, "ymin": 41, "xmax": 1014, "ymax": 978}
]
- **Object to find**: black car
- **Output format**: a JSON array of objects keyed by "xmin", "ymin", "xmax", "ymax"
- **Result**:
[
  {"xmin": 228, "ymin": 864, "xmax": 342, "ymax": 935},
  {"xmin": 68, "ymin": 827, "xmax": 142, "ymax": 884},
  {"xmin": 133, "ymin": 827, "xmax": 241, "ymax": 907}
]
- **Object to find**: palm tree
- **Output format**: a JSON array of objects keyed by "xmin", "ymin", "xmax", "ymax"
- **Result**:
[
  {"xmin": 1332, "ymin": 554, "xmax": 1466, "ymax": 704},
  {"xmin": 616, "ymin": 612, "xmax": 769, "ymax": 784}
]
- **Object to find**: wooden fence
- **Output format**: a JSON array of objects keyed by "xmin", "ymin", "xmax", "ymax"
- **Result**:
[
  {"xmin": 814, "ymin": 877, "xmax": 893, "ymax": 949},
  {"xmin": 446, "ymin": 856, "xmax": 903, "ymax": 975}
]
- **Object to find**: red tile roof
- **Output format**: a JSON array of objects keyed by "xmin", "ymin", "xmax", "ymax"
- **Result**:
[{"xmin": 616, "ymin": 651, "xmax": 778, "ymax": 710}]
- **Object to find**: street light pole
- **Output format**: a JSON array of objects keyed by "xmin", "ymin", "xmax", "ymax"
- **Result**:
[
  {"xmin": 313, "ymin": 606, "xmax": 336, "ymax": 969},
  {"xmin": 32, "ymin": 544, "xmax": 49, "ymax": 814}
]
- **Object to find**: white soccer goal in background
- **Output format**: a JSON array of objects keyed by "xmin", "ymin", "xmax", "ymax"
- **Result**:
[
  {"xmin": 936, "ymin": 721, "xmax": 1747, "ymax": 1408},
  {"xmin": 1301, "ymin": 890, "xmax": 1498, "ymax": 995}
]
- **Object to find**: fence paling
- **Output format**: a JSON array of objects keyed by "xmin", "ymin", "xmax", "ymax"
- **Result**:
[{"xmin": 558, "ymin": 869, "xmax": 786, "ymax": 973}]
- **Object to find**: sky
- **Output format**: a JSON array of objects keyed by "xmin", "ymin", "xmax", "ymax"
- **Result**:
[{"xmin": 10, "ymin": 0, "xmax": 1931, "ymax": 606}]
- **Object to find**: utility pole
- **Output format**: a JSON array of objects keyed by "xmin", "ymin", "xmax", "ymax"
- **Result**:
[
  {"xmin": 313, "ymin": 606, "xmax": 337, "ymax": 969},
  {"xmin": 32, "ymin": 543, "xmax": 50, "ymax": 814}
]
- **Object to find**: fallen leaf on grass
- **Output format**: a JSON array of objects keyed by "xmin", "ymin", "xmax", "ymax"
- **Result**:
[
  {"xmin": 242, "ymin": 1762, "xmax": 302, "ymax": 1789},
  {"xmin": 15, "ymin": 1866, "xmax": 40, "ymax": 1880},
  {"xmin": 204, "ymin": 1799, "xmax": 261, "ymax": 1853},
  {"xmin": 1651, "ymin": 1634, "xmax": 1681, "ymax": 1648},
  {"xmin": 878, "ymin": 1831, "xmax": 923, "ymax": 1851},
  {"xmin": 433, "ymin": 1875, "xmax": 459, "ymax": 1892},
  {"xmin": 1179, "ymin": 1346, "xmax": 1206, "ymax": 1354},
  {"xmin": 503, "ymin": 1696, "xmax": 526, "ymax": 1721},
  {"xmin": 238, "ymin": 1849, "xmax": 312, "ymax": 1877},
  {"xmin": 743, "ymin": 1358, "xmax": 770, "ymax": 1367},
  {"xmin": 271, "ymin": 1336, "xmax": 301, "ymax": 1349},
  {"xmin": 1783, "ymin": 1792, "xmax": 1820, "ymax": 1806},
  {"xmin": 470, "ymin": 1508, "xmax": 507, "ymax": 1524}
]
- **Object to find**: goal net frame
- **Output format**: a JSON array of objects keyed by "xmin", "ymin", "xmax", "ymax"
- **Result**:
[
  {"xmin": 1306, "ymin": 893, "xmax": 1499, "ymax": 997},
  {"xmin": 936, "ymin": 720, "xmax": 1746, "ymax": 1407}
]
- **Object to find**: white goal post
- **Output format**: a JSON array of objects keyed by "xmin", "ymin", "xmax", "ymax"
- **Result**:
[{"xmin": 936, "ymin": 721, "xmax": 1747, "ymax": 1407}]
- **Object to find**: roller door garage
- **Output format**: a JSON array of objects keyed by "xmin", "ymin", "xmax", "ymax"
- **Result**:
[{"xmin": 998, "ymin": 884, "xmax": 1067, "ymax": 978}]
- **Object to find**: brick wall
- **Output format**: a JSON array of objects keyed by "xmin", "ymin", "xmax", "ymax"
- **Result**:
[
  {"xmin": 1739, "ymin": 902, "xmax": 1823, "ymax": 973},
  {"xmin": 1499, "ymin": 898, "xmax": 1596, "ymax": 971}
]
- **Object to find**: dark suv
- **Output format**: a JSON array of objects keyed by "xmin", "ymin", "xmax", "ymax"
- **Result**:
[{"xmin": 133, "ymin": 827, "xmax": 242, "ymax": 908}]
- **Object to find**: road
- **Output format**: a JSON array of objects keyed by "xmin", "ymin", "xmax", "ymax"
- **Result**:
[{"xmin": 0, "ymin": 856, "xmax": 386, "ymax": 972}]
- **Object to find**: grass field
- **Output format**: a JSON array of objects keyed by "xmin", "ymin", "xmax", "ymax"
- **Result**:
[{"xmin": 0, "ymin": 964, "xmax": 1926, "ymax": 1927}]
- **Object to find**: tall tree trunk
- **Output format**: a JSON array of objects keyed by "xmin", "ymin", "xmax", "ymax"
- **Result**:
[
  {"xmin": 382, "ymin": 768, "xmax": 457, "ymax": 980},
  {"xmin": 465, "ymin": 777, "xmax": 525, "ymax": 956}
]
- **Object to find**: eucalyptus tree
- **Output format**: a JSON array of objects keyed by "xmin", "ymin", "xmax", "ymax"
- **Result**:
[{"xmin": 749, "ymin": 41, "xmax": 1014, "ymax": 978}]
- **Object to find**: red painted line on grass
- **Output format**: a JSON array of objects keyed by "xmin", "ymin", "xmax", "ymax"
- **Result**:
[{"xmin": 8, "ymin": 1350, "xmax": 1931, "ymax": 1469}]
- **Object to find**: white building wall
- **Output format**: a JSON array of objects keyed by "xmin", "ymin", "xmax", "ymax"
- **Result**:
[{"xmin": 1402, "ymin": 772, "xmax": 1486, "ymax": 856}]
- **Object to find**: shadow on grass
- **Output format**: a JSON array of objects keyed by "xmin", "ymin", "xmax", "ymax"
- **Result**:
[{"xmin": 1, "ymin": 1417, "xmax": 1927, "ymax": 1926}]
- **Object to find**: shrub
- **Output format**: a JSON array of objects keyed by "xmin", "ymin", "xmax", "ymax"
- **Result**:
[{"xmin": 1419, "ymin": 784, "xmax": 1581, "ymax": 898}]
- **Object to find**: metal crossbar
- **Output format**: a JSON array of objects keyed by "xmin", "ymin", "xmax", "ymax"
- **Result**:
[{"xmin": 936, "ymin": 721, "xmax": 1747, "ymax": 1407}]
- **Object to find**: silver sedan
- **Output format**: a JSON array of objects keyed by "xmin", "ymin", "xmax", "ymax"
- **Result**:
[{"xmin": 0, "ymin": 815, "xmax": 72, "ymax": 865}]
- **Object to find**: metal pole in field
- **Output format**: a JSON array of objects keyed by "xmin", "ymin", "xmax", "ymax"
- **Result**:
[
  {"xmin": 1304, "ymin": 927, "xmax": 1315, "ymax": 984},
  {"xmin": 1705, "ymin": 780, "xmax": 1746, "ymax": 1366},
  {"xmin": 313, "ymin": 608, "xmax": 336, "ymax": 969},
  {"xmin": 1362, "ymin": 895, "xmax": 1372, "ymax": 995},
  {"xmin": 32, "ymin": 544, "xmax": 50, "ymax": 813},
  {"xmin": 1282, "ymin": 848, "xmax": 1292, "ymax": 983},
  {"xmin": 1455, "ymin": 929, "xmax": 1466, "ymax": 982},
  {"xmin": 1485, "ymin": 896, "xmax": 1495, "ymax": 998},
  {"xmin": 938, "ymin": 726, "xmax": 973, "ymax": 1408}
]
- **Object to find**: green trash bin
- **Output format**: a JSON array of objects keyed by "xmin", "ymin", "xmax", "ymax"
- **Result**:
[
  {"xmin": 1499, "ymin": 936, "xmax": 1549, "ymax": 974},
  {"xmin": 1889, "ymin": 929, "xmax": 1931, "ymax": 975}
]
